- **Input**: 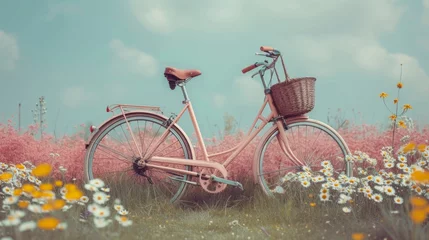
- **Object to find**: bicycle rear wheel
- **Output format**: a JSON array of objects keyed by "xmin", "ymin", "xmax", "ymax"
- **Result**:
[
  {"xmin": 255, "ymin": 118, "xmax": 350, "ymax": 197},
  {"xmin": 84, "ymin": 112, "xmax": 194, "ymax": 204}
]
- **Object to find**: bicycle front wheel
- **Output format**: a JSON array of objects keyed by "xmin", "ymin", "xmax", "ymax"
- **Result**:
[
  {"xmin": 255, "ymin": 118, "xmax": 350, "ymax": 197},
  {"xmin": 84, "ymin": 112, "xmax": 194, "ymax": 204}
]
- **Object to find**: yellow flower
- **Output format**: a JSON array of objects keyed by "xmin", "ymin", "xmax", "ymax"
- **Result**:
[
  {"xmin": 411, "ymin": 170, "xmax": 429, "ymax": 184},
  {"xmin": 22, "ymin": 183, "xmax": 37, "ymax": 193},
  {"xmin": 403, "ymin": 142, "xmax": 416, "ymax": 153},
  {"xmin": 16, "ymin": 164, "xmax": 25, "ymax": 170},
  {"xmin": 55, "ymin": 180, "xmax": 63, "ymax": 187},
  {"xmin": 17, "ymin": 200, "xmax": 30, "ymax": 209},
  {"xmin": 0, "ymin": 172, "xmax": 13, "ymax": 181},
  {"xmin": 379, "ymin": 92, "xmax": 388, "ymax": 98},
  {"xmin": 37, "ymin": 217, "xmax": 60, "ymax": 230},
  {"xmin": 40, "ymin": 183, "xmax": 53, "ymax": 191},
  {"xmin": 403, "ymin": 104, "xmax": 412, "ymax": 110},
  {"xmin": 398, "ymin": 120, "xmax": 406, "ymax": 128},
  {"xmin": 410, "ymin": 196, "xmax": 428, "ymax": 208},
  {"xmin": 397, "ymin": 82, "xmax": 403, "ymax": 89},
  {"xmin": 351, "ymin": 233, "xmax": 365, "ymax": 240},
  {"xmin": 410, "ymin": 209, "xmax": 427, "ymax": 224},
  {"xmin": 51, "ymin": 199, "xmax": 66, "ymax": 210},
  {"xmin": 13, "ymin": 188, "xmax": 22, "ymax": 196},
  {"xmin": 389, "ymin": 114, "xmax": 397, "ymax": 121},
  {"xmin": 32, "ymin": 163, "xmax": 52, "ymax": 178},
  {"xmin": 310, "ymin": 202, "xmax": 316, "ymax": 207},
  {"xmin": 417, "ymin": 144, "xmax": 427, "ymax": 153},
  {"xmin": 393, "ymin": 98, "xmax": 398, "ymax": 104},
  {"xmin": 42, "ymin": 203, "xmax": 54, "ymax": 212},
  {"xmin": 65, "ymin": 189, "xmax": 84, "ymax": 201}
]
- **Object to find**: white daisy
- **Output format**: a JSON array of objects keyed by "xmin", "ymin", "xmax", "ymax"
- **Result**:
[
  {"xmin": 394, "ymin": 196, "xmax": 403, "ymax": 204},
  {"xmin": 342, "ymin": 207, "xmax": 351, "ymax": 213},
  {"xmin": 19, "ymin": 221, "xmax": 36, "ymax": 232}
]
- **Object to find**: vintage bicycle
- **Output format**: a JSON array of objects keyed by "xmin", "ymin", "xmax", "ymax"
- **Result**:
[{"xmin": 84, "ymin": 46, "xmax": 352, "ymax": 204}]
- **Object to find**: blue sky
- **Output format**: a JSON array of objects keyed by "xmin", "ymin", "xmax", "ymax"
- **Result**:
[{"xmin": 1, "ymin": 0, "xmax": 429, "ymax": 141}]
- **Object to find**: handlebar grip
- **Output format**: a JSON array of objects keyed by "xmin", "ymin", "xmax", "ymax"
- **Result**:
[
  {"xmin": 260, "ymin": 46, "xmax": 274, "ymax": 52},
  {"xmin": 242, "ymin": 64, "xmax": 257, "ymax": 74}
]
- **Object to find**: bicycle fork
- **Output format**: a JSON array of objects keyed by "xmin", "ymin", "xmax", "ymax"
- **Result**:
[{"xmin": 274, "ymin": 117, "xmax": 306, "ymax": 168}]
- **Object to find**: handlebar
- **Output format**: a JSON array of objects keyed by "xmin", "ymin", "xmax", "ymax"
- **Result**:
[
  {"xmin": 242, "ymin": 46, "xmax": 281, "ymax": 74},
  {"xmin": 241, "ymin": 63, "xmax": 258, "ymax": 74},
  {"xmin": 260, "ymin": 46, "xmax": 275, "ymax": 52}
]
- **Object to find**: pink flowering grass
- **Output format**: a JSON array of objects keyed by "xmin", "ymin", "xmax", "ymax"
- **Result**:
[
  {"xmin": 1, "ymin": 117, "xmax": 428, "ymax": 182},
  {"xmin": 0, "ymin": 121, "xmax": 85, "ymax": 180}
]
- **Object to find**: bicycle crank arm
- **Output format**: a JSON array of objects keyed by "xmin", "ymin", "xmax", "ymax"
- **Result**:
[
  {"xmin": 169, "ymin": 176, "xmax": 198, "ymax": 186},
  {"xmin": 211, "ymin": 175, "xmax": 244, "ymax": 191}
]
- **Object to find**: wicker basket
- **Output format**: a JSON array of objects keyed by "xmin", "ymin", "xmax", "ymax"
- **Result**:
[{"xmin": 270, "ymin": 77, "xmax": 316, "ymax": 117}]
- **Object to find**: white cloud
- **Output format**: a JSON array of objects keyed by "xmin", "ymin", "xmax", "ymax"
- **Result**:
[
  {"xmin": 62, "ymin": 87, "xmax": 92, "ymax": 108},
  {"xmin": 423, "ymin": 0, "xmax": 429, "ymax": 25},
  {"xmin": 213, "ymin": 94, "xmax": 227, "ymax": 108},
  {"xmin": 129, "ymin": 0, "xmax": 428, "ymax": 96},
  {"xmin": 233, "ymin": 76, "xmax": 264, "ymax": 106},
  {"xmin": 0, "ymin": 30, "xmax": 19, "ymax": 71},
  {"xmin": 46, "ymin": 2, "xmax": 79, "ymax": 21},
  {"xmin": 109, "ymin": 39, "xmax": 158, "ymax": 77}
]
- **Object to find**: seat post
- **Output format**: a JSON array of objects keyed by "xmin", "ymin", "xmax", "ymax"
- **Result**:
[{"xmin": 178, "ymin": 81, "xmax": 190, "ymax": 103}]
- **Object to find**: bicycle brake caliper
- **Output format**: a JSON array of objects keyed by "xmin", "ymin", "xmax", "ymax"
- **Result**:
[{"xmin": 163, "ymin": 113, "xmax": 176, "ymax": 127}]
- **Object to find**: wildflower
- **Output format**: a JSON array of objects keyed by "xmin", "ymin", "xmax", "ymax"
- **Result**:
[
  {"xmin": 319, "ymin": 193, "xmax": 330, "ymax": 202},
  {"xmin": 384, "ymin": 162, "xmax": 394, "ymax": 168},
  {"xmin": 410, "ymin": 209, "xmax": 427, "ymax": 224},
  {"xmin": 310, "ymin": 202, "xmax": 316, "ymax": 207},
  {"xmin": 0, "ymin": 172, "xmax": 13, "ymax": 182},
  {"xmin": 31, "ymin": 163, "xmax": 52, "ymax": 178},
  {"xmin": 114, "ymin": 204, "xmax": 124, "ymax": 212},
  {"xmin": 398, "ymin": 121, "xmax": 406, "ymax": 128},
  {"xmin": 393, "ymin": 98, "xmax": 398, "ymax": 104},
  {"xmin": 87, "ymin": 203, "xmax": 100, "ymax": 213},
  {"xmin": 2, "ymin": 186, "xmax": 12, "ymax": 195},
  {"xmin": 94, "ymin": 218, "xmax": 112, "ymax": 228},
  {"xmin": 38, "ymin": 217, "xmax": 60, "ymax": 230},
  {"xmin": 118, "ymin": 209, "xmax": 129, "ymax": 215},
  {"xmin": 84, "ymin": 183, "xmax": 98, "ymax": 191},
  {"xmin": 374, "ymin": 176, "xmax": 384, "ymax": 185},
  {"xmin": 403, "ymin": 104, "xmax": 412, "ymax": 110},
  {"xmin": 28, "ymin": 204, "xmax": 42, "ymax": 213},
  {"xmin": 403, "ymin": 142, "xmax": 416, "ymax": 153},
  {"xmin": 40, "ymin": 183, "xmax": 53, "ymax": 191},
  {"xmin": 57, "ymin": 222, "xmax": 67, "ymax": 230},
  {"xmin": 115, "ymin": 215, "xmax": 133, "ymax": 227},
  {"xmin": 351, "ymin": 233, "xmax": 365, "ymax": 240},
  {"xmin": 384, "ymin": 186, "xmax": 395, "ymax": 196},
  {"xmin": 17, "ymin": 200, "xmax": 30, "ymax": 209},
  {"xmin": 3, "ymin": 214, "xmax": 21, "ymax": 226},
  {"xmin": 410, "ymin": 196, "xmax": 428, "ymax": 208},
  {"xmin": 389, "ymin": 114, "xmax": 396, "ymax": 121},
  {"xmin": 3, "ymin": 196, "xmax": 19, "ymax": 205},
  {"xmin": 80, "ymin": 196, "xmax": 89, "ymax": 203},
  {"xmin": 372, "ymin": 194, "xmax": 383, "ymax": 203},
  {"xmin": 93, "ymin": 206, "xmax": 110, "ymax": 218},
  {"xmin": 301, "ymin": 180, "xmax": 311, "ymax": 188},
  {"xmin": 397, "ymin": 82, "xmax": 403, "ymax": 89},
  {"xmin": 342, "ymin": 207, "xmax": 351, "ymax": 213},
  {"xmin": 19, "ymin": 221, "xmax": 36, "ymax": 232},
  {"xmin": 55, "ymin": 180, "xmax": 63, "ymax": 187},
  {"xmin": 89, "ymin": 178, "xmax": 105, "ymax": 188},
  {"xmin": 379, "ymin": 92, "xmax": 388, "ymax": 98},
  {"xmin": 417, "ymin": 144, "xmax": 427, "ymax": 153}
]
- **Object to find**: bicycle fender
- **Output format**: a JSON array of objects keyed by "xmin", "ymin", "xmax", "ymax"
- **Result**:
[{"xmin": 84, "ymin": 111, "xmax": 196, "ymax": 160}]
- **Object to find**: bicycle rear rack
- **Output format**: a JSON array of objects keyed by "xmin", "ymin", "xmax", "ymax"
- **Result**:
[{"xmin": 106, "ymin": 104, "xmax": 163, "ymax": 115}]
